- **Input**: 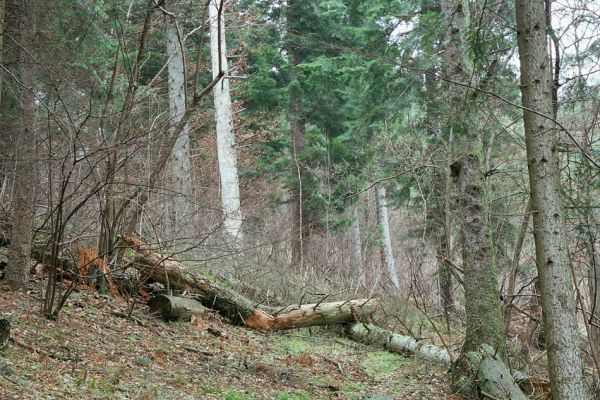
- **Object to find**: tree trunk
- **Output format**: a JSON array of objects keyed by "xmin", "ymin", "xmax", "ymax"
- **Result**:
[
  {"xmin": 348, "ymin": 323, "xmax": 452, "ymax": 364},
  {"xmin": 349, "ymin": 324, "xmax": 527, "ymax": 399},
  {"xmin": 287, "ymin": 0, "xmax": 308, "ymax": 270},
  {"xmin": 5, "ymin": 0, "xmax": 37, "ymax": 290},
  {"xmin": 166, "ymin": 13, "xmax": 194, "ymax": 252},
  {"xmin": 375, "ymin": 183, "xmax": 400, "ymax": 290},
  {"xmin": 503, "ymin": 198, "xmax": 532, "ymax": 334},
  {"xmin": 209, "ymin": 0, "xmax": 243, "ymax": 245},
  {"xmin": 515, "ymin": 0, "xmax": 587, "ymax": 396},
  {"xmin": 439, "ymin": 0, "xmax": 506, "ymax": 392},
  {"xmin": 349, "ymin": 205, "xmax": 365, "ymax": 288},
  {"xmin": 451, "ymin": 156, "xmax": 505, "ymax": 360},
  {"xmin": 420, "ymin": 0, "xmax": 454, "ymax": 321}
]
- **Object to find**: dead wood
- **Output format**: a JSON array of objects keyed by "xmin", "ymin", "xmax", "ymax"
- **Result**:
[{"xmin": 122, "ymin": 236, "xmax": 378, "ymax": 331}]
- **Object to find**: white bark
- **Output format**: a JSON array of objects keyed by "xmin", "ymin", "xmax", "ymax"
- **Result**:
[
  {"xmin": 376, "ymin": 183, "xmax": 400, "ymax": 290},
  {"xmin": 348, "ymin": 323, "xmax": 452, "ymax": 364},
  {"xmin": 350, "ymin": 205, "xmax": 365, "ymax": 288},
  {"xmin": 209, "ymin": 0, "xmax": 243, "ymax": 245},
  {"xmin": 166, "ymin": 16, "xmax": 194, "ymax": 250}
]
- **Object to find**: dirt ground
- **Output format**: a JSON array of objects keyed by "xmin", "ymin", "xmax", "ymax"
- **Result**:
[{"xmin": 0, "ymin": 287, "xmax": 453, "ymax": 399}]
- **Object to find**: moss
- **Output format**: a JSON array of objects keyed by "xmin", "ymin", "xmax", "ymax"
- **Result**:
[
  {"xmin": 361, "ymin": 351, "xmax": 406, "ymax": 379},
  {"xmin": 284, "ymin": 337, "xmax": 310, "ymax": 355},
  {"xmin": 275, "ymin": 391, "xmax": 311, "ymax": 400}
]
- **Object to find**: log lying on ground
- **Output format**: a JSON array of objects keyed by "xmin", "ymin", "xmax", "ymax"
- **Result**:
[
  {"xmin": 148, "ymin": 295, "xmax": 208, "ymax": 321},
  {"xmin": 270, "ymin": 300, "xmax": 377, "ymax": 330},
  {"xmin": 122, "ymin": 236, "xmax": 377, "ymax": 331},
  {"xmin": 348, "ymin": 323, "xmax": 453, "ymax": 364},
  {"xmin": 349, "ymin": 323, "xmax": 527, "ymax": 399},
  {"xmin": 460, "ymin": 344, "xmax": 528, "ymax": 400}
]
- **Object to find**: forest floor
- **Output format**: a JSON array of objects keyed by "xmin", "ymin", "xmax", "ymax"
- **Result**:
[{"xmin": 0, "ymin": 286, "xmax": 455, "ymax": 400}]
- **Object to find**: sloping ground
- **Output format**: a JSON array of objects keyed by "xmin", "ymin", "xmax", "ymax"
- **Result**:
[{"xmin": 0, "ymin": 288, "xmax": 453, "ymax": 399}]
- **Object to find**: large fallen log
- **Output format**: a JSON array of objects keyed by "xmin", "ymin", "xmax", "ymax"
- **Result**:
[{"xmin": 122, "ymin": 236, "xmax": 377, "ymax": 331}]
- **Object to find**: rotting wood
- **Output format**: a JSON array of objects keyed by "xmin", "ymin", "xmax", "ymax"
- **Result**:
[
  {"xmin": 122, "ymin": 236, "xmax": 378, "ymax": 331},
  {"xmin": 148, "ymin": 295, "xmax": 208, "ymax": 321}
]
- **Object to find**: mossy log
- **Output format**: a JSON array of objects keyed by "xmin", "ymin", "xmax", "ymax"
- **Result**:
[
  {"xmin": 122, "ymin": 236, "xmax": 378, "ymax": 331},
  {"xmin": 460, "ymin": 344, "xmax": 528, "ymax": 400},
  {"xmin": 349, "ymin": 324, "xmax": 527, "ymax": 399},
  {"xmin": 348, "ymin": 323, "xmax": 452, "ymax": 364},
  {"xmin": 148, "ymin": 295, "xmax": 208, "ymax": 320}
]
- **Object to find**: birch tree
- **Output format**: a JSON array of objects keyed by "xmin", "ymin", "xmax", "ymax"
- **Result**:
[
  {"xmin": 166, "ymin": 11, "xmax": 194, "ymax": 251},
  {"xmin": 209, "ymin": 0, "xmax": 243, "ymax": 245},
  {"xmin": 515, "ymin": 0, "xmax": 587, "ymax": 396},
  {"xmin": 376, "ymin": 183, "xmax": 400, "ymax": 291},
  {"xmin": 349, "ymin": 205, "xmax": 365, "ymax": 289}
]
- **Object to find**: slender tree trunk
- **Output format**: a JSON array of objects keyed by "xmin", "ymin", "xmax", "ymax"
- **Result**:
[
  {"xmin": 420, "ymin": 0, "xmax": 454, "ymax": 317},
  {"xmin": 287, "ymin": 0, "xmax": 308, "ymax": 270},
  {"xmin": 515, "ymin": 0, "xmax": 587, "ymax": 396},
  {"xmin": 349, "ymin": 205, "xmax": 365, "ymax": 288},
  {"xmin": 5, "ymin": 0, "xmax": 37, "ymax": 290},
  {"xmin": 375, "ymin": 183, "xmax": 400, "ymax": 291},
  {"xmin": 588, "ymin": 240, "xmax": 600, "ymax": 349},
  {"xmin": 209, "ymin": 0, "xmax": 243, "ymax": 246},
  {"xmin": 166, "ymin": 13, "xmax": 194, "ymax": 252}
]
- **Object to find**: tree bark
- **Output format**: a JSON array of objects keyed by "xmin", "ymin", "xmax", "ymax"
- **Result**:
[
  {"xmin": 439, "ymin": 0, "xmax": 506, "ymax": 392},
  {"xmin": 287, "ymin": 0, "xmax": 308, "ymax": 270},
  {"xmin": 209, "ymin": 0, "xmax": 243, "ymax": 245},
  {"xmin": 515, "ymin": 0, "xmax": 587, "ymax": 396},
  {"xmin": 166, "ymin": 12, "xmax": 194, "ymax": 252},
  {"xmin": 450, "ymin": 156, "xmax": 505, "ymax": 360},
  {"xmin": 503, "ymin": 198, "xmax": 532, "ymax": 334},
  {"xmin": 349, "ymin": 205, "xmax": 365, "ymax": 288},
  {"xmin": 5, "ymin": 0, "xmax": 37, "ymax": 290},
  {"xmin": 148, "ymin": 295, "xmax": 207, "ymax": 321},
  {"xmin": 348, "ymin": 324, "xmax": 527, "ymax": 399},
  {"xmin": 375, "ymin": 183, "xmax": 400, "ymax": 290},
  {"xmin": 348, "ymin": 323, "xmax": 452, "ymax": 364}
]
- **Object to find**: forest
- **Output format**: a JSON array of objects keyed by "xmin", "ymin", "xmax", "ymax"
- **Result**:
[{"xmin": 0, "ymin": 0, "xmax": 599, "ymax": 398}]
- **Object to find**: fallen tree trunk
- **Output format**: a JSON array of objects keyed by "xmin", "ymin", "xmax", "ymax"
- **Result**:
[
  {"xmin": 148, "ymin": 295, "xmax": 208, "ymax": 321},
  {"xmin": 349, "ymin": 323, "xmax": 527, "ymax": 399},
  {"xmin": 348, "ymin": 323, "xmax": 452, "ymax": 364},
  {"xmin": 271, "ymin": 300, "xmax": 377, "ymax": 330},
  {"xmin": 122, "ymin": 236, "xmax": 377, "ymax": 331},
  {"xmin": 461, "ymin": 344, "xmax": 528, "ymax": 400}
]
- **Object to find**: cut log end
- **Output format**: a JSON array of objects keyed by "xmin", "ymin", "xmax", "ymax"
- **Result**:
[{"xmin": 148, "ymin": 295, "xmax": 208, "ymax": 321}]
